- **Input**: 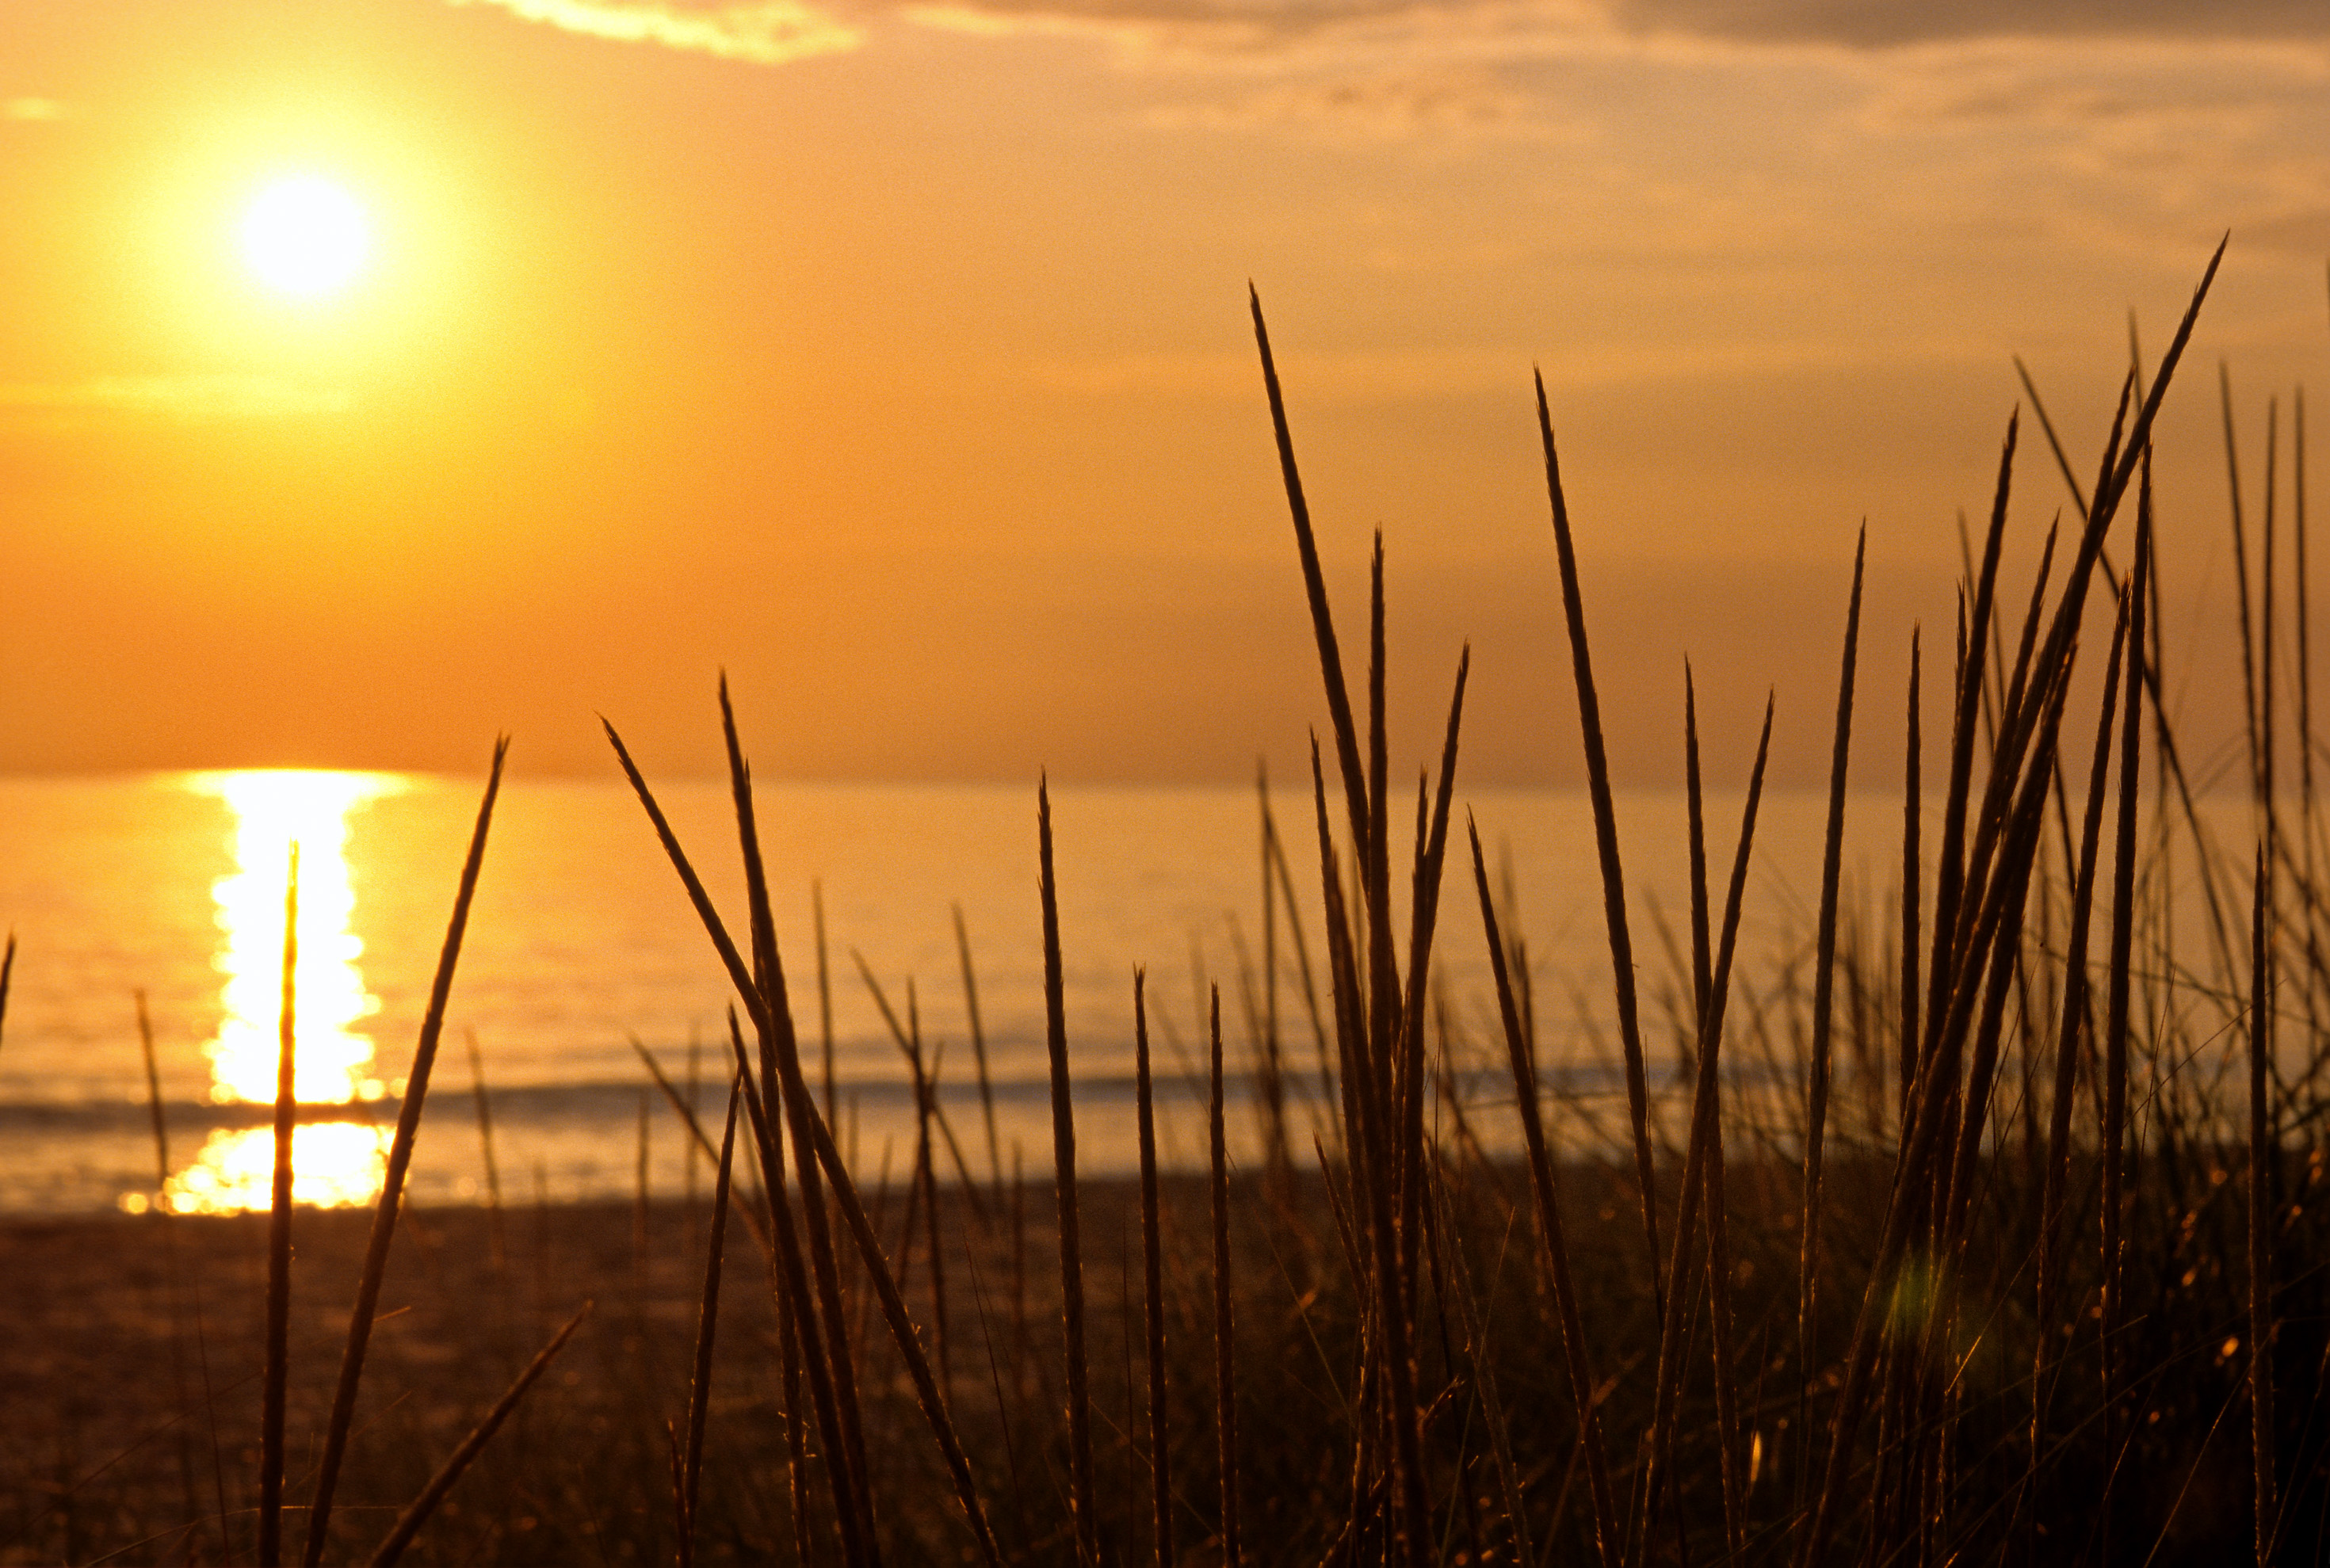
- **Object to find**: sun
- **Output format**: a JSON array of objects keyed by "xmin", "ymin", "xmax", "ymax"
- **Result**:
[{"xmin": 239, "ymin": 175, "xmax": 370, "ymax": 299}]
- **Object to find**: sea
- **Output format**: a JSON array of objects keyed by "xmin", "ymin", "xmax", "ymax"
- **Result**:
[{"xmin": 0, "ymin": 771, "xmax": 2170, "ymax": 1217}]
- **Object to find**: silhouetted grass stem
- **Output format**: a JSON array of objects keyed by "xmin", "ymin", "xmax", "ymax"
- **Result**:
[{"xmin": 304, "ymin": 738, "xmax": 507, "ymax": 1568}]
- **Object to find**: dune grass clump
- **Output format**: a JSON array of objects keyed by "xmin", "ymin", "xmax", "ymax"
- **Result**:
[{"xmin": 9, "ymin": 237, "xmax": 2330, "ymax": 1565}]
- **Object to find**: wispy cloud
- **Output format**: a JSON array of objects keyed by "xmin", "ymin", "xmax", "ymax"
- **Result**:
[
  {"xmin": 446, "ymin": 0, "xmax": 861, "ymax": 64},
  {"xmin": 1017, "ymin": 334, "xmax": 1996, "ymax": 402},
  {"xmin": 1839, "ymin": 36, "xmax": 2330, "ymax": 251},
  {"xmin": 0, "ymin": 376, "xmax": 353, "ymax": 429},
  {"xmin": 897, "ymin": 0, "xmax": 2330, "ymax": 55},
  {"xmin": 900, "ymin": 0, "xmax": 1620, "ymax": 67},
  {"xmin": 2245, "ymin": 207, "xmax": 2330, "ymax": 256},
  {"xmin": 1144, "ymin": 65, "xmax": 1599, "ymax": 143},
  {"xmin": 4, "ymin": 97, "xmax": 67, "ymax": 121},
  {"xmin": 903, "ymin": 0, "xmax": 1480, "ymax": 53},
  {"xmin": 899, "ymin": 0, "xmax": 2330, "ymax": 253},
  {"xmin": 1611, "ymin": 0, "xmax": 2330, "ymax": 49}
]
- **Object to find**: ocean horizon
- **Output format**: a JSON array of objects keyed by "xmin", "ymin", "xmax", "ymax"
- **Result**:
[{"xmin": 0, "ymin": 770, "xmax": 2237, "ymax": 1215}]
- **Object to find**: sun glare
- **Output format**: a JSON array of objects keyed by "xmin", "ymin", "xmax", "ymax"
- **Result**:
[{"xmin": 239, "ymin": 175, "xmax": 370, "ymax": 299}]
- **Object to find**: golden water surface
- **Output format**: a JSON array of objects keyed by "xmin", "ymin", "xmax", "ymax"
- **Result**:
[{"xmin": 151, "ymin": 771, "xmax": 404, "ymax": 1215}]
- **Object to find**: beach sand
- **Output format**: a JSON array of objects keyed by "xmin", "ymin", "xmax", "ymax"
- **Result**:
[{"xmin": 0, "ymin": 1171, "xmax": 1274, "ymax": 1566}]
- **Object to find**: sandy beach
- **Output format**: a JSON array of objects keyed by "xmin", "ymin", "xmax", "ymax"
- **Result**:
[{"xmin": 0, "ymin": 1171, "xmax": 1281, "ymax": 1567}]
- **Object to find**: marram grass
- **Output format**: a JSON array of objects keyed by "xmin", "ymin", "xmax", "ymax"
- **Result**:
[{"xmin": 8, "ymin": 239, "xmax": 2330, "ymax": 1566}]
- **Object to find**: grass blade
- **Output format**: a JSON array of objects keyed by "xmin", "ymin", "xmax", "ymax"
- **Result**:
[
  {"xmin": 1039, "ymin": 781, "xmax": 1102, "ymax": 1566},
  {"xmin": 2099, "ymin": 497, "xmax": 2152, "ymax": 1463},
  {"xmin": 636, "ymin": 1036, "xmax": 773, "ymax": 1261},
  {"xmin": 1469, "ymin": 819, "xmax": 1619, "ymax": 1568},
  {"xmin": 1686, "ymin": 666, "xmax": 1713, "ymax": 1043},
  {"xmin": 1635, "ymin": 695, "xmax": 1772, "ymax": 1563},
  {"xmin": 852, "ymin": 952, "xmax": 991, "ymax": 1231},
  {"xmin": 1902, "ymin": 627, "xmax": 1922, "ymax": 1130},
  {"xmin": 464, "ymin": 1031, "xmax": 508, "ymax": 1273},
  {"xmin": 717, "ymin": 682, "xmax": 880, "ymax": 1555},
  {"xmin": 1801, "ymin": 654, "xmax": 2071, "ymax": 1567},
  {"xmin": 1996, "ymin": 520, "xmax": 2060, "ymax": 758},
  {"xmin": 1251, "ymin": 287, "xmax": 1372, "ymax": 868},
  {"xmin": 1261, "ymin": 764, "xmax": 1285, "ymax": 1165},
  {"xmin": 907, "ymin": 986, "xmax": 953, "ymax": 1395},
  {"xmin": 2226, "ymin": 363, "xmax": 2263, "ymax": 801},
  {"xmin": 1921, "ymin": 414, "xmax": 2015, "ymax": 1087},
  {"xmin": 728, "ymin": 1013, "xmax": 872, "ymax": 1568},
  {"xmin": 1265, "ymin": 790, "xmax": 1335, "ymax": 1116},
  {"xmin": 2015, "ymin": 236, "xmax": 2222, "ymax": 758},
  {"xmin": 2030, "ymin": 580, "xmax": 2129, "ymax": 1483},
  {"xmin": 1134, "ymin": 973, "xmax": 1175, "ymax": 1568},
  {"xmin": 1210, "ymin": 985, "xmax": 1243, "ymax": 1568},
  {"xmin": 1341, "ymin": 552, "xmax": 1435, "ymax": 1567},
  {"xmin": 677, "ymin": 1070, "xmax": 741, "ymax": 1568},
  {"xmin": 2297, "ymin": 387, "xmax": 2317, "ymax": 1055},
  {"xmin": 136, "ymin": 989, "xmax": 170, "ymax": 1196},
  {"xmin": 1797, "ymin": 528, "xmax": 1864, "ymax": 1515},
  {"xmin": 609, "ymin": 711, "xmax": 1002, "ymax": 1566},
  {"xmin": 2014, "ymin": 353, "xmax": 2096, "ymax": 522},
  {"xmin": 2267, "ymin": 398, "xmax": 2282, "ymax": 870},
  {"xmin": 1396, "ymin": 647, "xmax": 1468, "ymax": 1295},
  {"xmin": 954, "ymin": 904, "xmax": 1003, "ymax": 1192},
  {"xmin": 816, "ymin": 880, "xmax": 835, "ymax": 1124},
  {"xmin": 2249, "ymin": 843, "xmax": 2278, "ymax": 1566},
  {"xmin": 304, "ymin": 738, "xmax": 507, "ymax": 1567},
  {"xmin": 259, "ymin": 843, "xmax": 299, "ymax": 1568},
  {"xmin": 362, "ymin": 1303, "xmax": 592, "ymax": 1568},
  {"xmin": 1939, "ymin": 665, "xmax": 2075, "ymax": 1248},
  {"xmin": 1536, "ymin": 368, "xmax": 1666, "ymax": 1314},
  {"xmin": 136, "ymin": 986, "xmax": 208, "ymax": 1560}
]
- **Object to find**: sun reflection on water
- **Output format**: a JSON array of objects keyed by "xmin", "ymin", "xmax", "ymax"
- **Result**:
[
  {"xmin": 185, "ymin": 770, "xmax": 404, "ymax": 1105},
  {"xmin": 129, "ymin": 1123, "xmax": 390, "ymax": 1215}
]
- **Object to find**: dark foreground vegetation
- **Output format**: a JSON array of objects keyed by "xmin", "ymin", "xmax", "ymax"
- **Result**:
[{"xmin": 6, "ymin": 240, "xmax": 2330, "ymax": 1564}]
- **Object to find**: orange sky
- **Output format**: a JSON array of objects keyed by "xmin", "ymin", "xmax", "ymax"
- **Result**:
[{"xmin": 2, "ymin": 0, "xmax": 2325, "ymax": 788}]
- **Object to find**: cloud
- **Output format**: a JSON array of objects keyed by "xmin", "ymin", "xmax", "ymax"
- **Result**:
[
  {"xmin": 1848, "ymin": 34, "xmax": 2330, "ymax": 139},
  {"xmin": 1016, "ymin": 334, "xmax": 1996, "ymax": 402},
  {"xmin": 445, "ymin": 0, "xmax": 861, "ymax": 64},
  {"xmin": 4, "ymin": 97, "xmax": 67, "ymax": 121},
  {"xmin": 1610, "ymin": 0, "xmax": 2330, "ymax": 50},
  {"xmin": 0, "ymin": 376, "xmax": 353, "ymax": 429},
  {"xmin": 2244, "ymin": 208, "xmax": 2330, "ymax": 257},
  {"xmin": 904, "ymin": 0, "xmax": 1427, "ymax": 47},
  {"xmin": 1144, "ymin": 64, "xmax": 1599, "ymax": 141},
  {"xmin": 897, "ymin": 0, "xmax": 2329, "ymax": 55},
  {"xmin": 901, "ymin": 0, "xmax": 1630, "ymax": 61},
  {"xmin": 1844, "ymin": 37, "xmax": 2330, "ymax": 235}
]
